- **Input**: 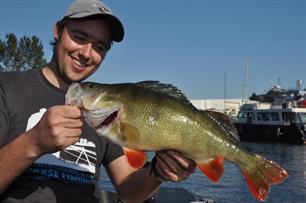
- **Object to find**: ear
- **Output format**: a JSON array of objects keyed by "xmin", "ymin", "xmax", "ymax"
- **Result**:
[{"xmin": 53, "ymin": 24, "xmax": 59, "ymax": 40}]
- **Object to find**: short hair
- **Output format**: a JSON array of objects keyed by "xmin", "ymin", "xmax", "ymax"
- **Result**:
[{"xmin": 50, "ymin": 18, "xmax": 68, "ymax": 51}]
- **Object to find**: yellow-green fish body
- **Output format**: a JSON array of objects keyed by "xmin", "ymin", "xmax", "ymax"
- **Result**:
[{"xmin": 66, "ymin": 81, "xmax": 288, "ymax": 201}]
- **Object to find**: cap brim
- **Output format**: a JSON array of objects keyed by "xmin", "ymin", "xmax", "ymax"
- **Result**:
[
  {"xmin": 101, "ymin": 14, "xmax": 124, "ymax": 42},
  {"xmin": 66, "ymin": 13, "xmax": 124, "ymax": 42}
]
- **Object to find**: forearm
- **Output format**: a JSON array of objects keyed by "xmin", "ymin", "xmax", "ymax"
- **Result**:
[
  {"xmin": 0, "ymin": 132, "xmax": 40, "ymax": 193},
  {"xmin": 107, "ymin": 151, "xmax": 196, "ymax": 203},
  {"xmin": 0, "ymin": 106, "xmax": 83, "ymax": 193},
  {"xmin": 115, "ymin": 164, "xmax": 162, "ymax": 203}
]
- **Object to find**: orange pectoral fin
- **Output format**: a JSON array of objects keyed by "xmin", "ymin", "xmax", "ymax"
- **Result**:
[
  {"xmin": 124, "ymin": 148, "xmax": 147, "ymax": 168},
  {"xmin": 197, "ymin": 155, "xmax": 224, "ymax": 182}
]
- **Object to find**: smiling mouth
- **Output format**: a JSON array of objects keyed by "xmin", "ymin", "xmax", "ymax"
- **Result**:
[{"xmin": 71, "ymin": 57, "xmax": 90, "ymax": 72}]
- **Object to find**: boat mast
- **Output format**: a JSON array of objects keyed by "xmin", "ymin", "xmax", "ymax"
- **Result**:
[
  {"xmin": 242, "ymin": 57, "xmax": 250, "ymax": 103},
  {"xmin": 224, "ymin": 71, "xmax": 227, "ymax": 111}
]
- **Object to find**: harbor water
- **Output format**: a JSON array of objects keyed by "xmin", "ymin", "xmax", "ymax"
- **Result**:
[{"xmin": 98, "ymin": 142, "xmax": 306, "ymax": 203}]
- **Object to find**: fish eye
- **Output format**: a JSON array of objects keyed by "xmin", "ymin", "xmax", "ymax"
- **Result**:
[{"xmin": 89, "ymin": 83, "xmax": 95, "ymax": 88}]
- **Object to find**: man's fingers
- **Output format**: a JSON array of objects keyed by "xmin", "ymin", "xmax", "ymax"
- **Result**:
[
  {"xmin": 165, "ymin": 151, "xmax": 196, "ymax": 172},
  {"xmin": 154, "ymin": 157, "xmax": 170, "ymax": 181},
  {"xmin": 62, "ymin": 118, "xmax": 83, "ymax": 129},
  {"xmin": 156, "ymin": 152, "xmax": 180, "ymax": 174},
  {"xmin": 154, "ymin": 150, "xmax": 196, "ymax": 182},
  {"xmin": 61, "ymin": 106, "xmax": 82, "ymax": 118},
  {"xmin": 65, "ymin": 128, "xmax": 82, "ymax": 138},
  {"xmin": 156, "ymin": 151, "xmax": 195, "ymax": 173},
  {"xmin": 155, "ymin": 156, "xmax": 183, "ymax": 182},
  {"xmin": 47, "ymin": 106, "xmax": 83, "ymax": 128},
  {"xmin": 49, "ymin": 105, "xmax": 82, "ymax": 119}
]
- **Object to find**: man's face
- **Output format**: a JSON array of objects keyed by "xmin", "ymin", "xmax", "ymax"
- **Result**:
[{"xmin": 54, "ymin": 18, "xmax": 111, "ymax": 83}]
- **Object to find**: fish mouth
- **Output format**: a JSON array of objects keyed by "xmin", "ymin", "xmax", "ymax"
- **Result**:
[
  {"xmin": 66, "ymin": 83, "xmax": 83, "ymax": 106},
  {"xmin": 96, "ymin": 111, "xmax": 118, "ymax": 129},
  {"xmin": 83, "ymin": 104, "xmax": 122, "ymax": 133},
  {"xmin": 66, "ymin": 82, "xmax": 122, "ymax": 132}
]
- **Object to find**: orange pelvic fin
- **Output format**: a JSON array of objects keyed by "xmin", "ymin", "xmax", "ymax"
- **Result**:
[
  {"xmin": 242, "ymin": 157, "xmax": 288, "ymax": 201},
  {"xmin": 124, "ymin": 148, "xmax": 147, "ymax": 168},
  {"xmin": 197, "ymin": 155, "xmax": 224, "ymax": 182}
]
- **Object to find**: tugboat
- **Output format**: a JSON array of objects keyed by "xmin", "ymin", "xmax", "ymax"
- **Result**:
[{"xmin": 233, "ymin": 81, "xmax": 306, "ymax": 145}]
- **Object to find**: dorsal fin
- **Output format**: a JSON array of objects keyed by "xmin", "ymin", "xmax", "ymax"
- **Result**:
[
  {"xmin": 134, "ymin": 81, "xmax": 194, "ymax": 107},
  {"xmin": 201, "ymin": 110, "xmax": 240, "ymax": 144}
]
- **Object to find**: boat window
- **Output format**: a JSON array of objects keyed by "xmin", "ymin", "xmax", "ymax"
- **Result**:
[
  {"xmin": 237, "ymin": 112, "xmax": 246, "ymax": 119},
  {"xmin": 270, "ymin": 112, "xmax": 280, "ymax": 121},
  {"xmin": 247, "ymin": 112, "xmax": 253, "ymax": 123},
  {"xmin": 282, "ymin": 113, "xmax": 294, "ymax": 125},
  {"xmin": 256, "ymin": 113, "xmax": 261, "ymax": 121},
  {"xmin": 299, "ymin": 113, "xmax": 306, "ymax": 124},
  {"xmin": 261, "ymin": 113, "xmax": 270, "ymax": 121}
]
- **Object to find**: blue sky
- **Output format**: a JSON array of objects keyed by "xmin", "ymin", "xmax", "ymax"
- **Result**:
[{"xmin": 0, "ymin": 0, "xmax": 305, "ymax": 99}]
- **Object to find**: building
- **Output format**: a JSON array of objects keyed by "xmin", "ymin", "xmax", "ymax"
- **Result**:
[{"xmin": 190, "ymin": 99, "xmax": 255, "ymax": 117}]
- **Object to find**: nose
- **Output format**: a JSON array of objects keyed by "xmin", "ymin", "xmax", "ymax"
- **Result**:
[{"xmin": 79, "ymin": 43, "xmax": 92, "ymax": 59}]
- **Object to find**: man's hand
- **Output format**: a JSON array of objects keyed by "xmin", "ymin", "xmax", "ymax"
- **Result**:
[
  {"xmin": 27, "ymin": 105, "xmax": 83, "ymax": 156},
  {"xmin": 153, "ymin": 150, "xmax": 196, "ymax": 182}
]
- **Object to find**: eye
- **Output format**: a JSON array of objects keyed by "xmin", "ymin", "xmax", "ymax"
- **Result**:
[
  {"xmin": 72, "ymin": 33, "xmax": 87, "ymax": 44},
  {"xmin": 93, "ymin": 43, "xmax": 108, "ymax": 55},
  {"xmin": 89, "ymin": 83, "xmax": 95, "ymax": 88}
]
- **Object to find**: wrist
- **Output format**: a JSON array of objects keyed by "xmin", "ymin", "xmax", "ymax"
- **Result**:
[{"xmin": 22, "ymin": 131, "xmax": 43, "ymax": 159}]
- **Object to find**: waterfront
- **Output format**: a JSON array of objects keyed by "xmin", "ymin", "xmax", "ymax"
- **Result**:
[{"xmin": 98, "ymin": 142, "xmax": 306, "ymax": 203}]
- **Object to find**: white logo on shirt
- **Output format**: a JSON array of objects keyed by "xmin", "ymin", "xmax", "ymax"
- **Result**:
[
  {"xmin": 26, "ymin": 108, "xmax": 97, "ymax": 173},
  {"xmin": 26, "ymin": 108, "xmax": 47, "ymax": 131}
]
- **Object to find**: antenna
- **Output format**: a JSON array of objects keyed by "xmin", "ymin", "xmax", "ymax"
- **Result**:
[
  {"xmin": 243, "ymin": 57, "xmax": 250, "ymax": 102},
  {"xmin": 224, "ymin": 71, "xmax": 227, "ymax": 110}
]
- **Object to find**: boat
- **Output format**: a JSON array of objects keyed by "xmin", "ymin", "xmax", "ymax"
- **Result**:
[
  {"xmin": 233, "ymin": 101, "xmax": 306, "ymax": 144},
  {"xmin": 233, "ymin": 80, "xmax": 306, "ymax": 145}
]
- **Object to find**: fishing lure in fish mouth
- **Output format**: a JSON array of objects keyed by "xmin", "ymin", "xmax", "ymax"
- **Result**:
[{"xmin": 66, "ymin": 81, "xmax": 288, "ymax": 202}]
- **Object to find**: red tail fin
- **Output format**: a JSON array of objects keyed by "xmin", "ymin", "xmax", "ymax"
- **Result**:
[
  {"xmin": 197, "ymin": 155, "xmax": 224, "ymax": 182},
  {"xmin": 242, "ymin": 156, "xmax": 288, "ymax": 201},
  {"xmin": 124, "ymin": 148, "xmax": 147, "ymax": 168}
]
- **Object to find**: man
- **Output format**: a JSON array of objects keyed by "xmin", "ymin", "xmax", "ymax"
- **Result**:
[{"xmin": 0, "ymin": 0, "xmax": 195, "ymax": 202}]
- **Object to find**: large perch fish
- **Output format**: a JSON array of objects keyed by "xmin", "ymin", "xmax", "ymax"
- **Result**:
[{"xmin": 66, "ymin": 81, "xmax": 288, "ymax": 201}]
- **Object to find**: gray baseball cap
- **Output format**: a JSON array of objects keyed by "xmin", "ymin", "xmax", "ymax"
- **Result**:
[{"xmin": 64, "ymin": 0, "xmax": 124, "ymax": 42}]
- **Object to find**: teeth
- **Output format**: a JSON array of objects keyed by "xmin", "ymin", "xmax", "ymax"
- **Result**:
[{"xmin": 73, "ymin": 59, "xmax": 87, "ymax": 67}]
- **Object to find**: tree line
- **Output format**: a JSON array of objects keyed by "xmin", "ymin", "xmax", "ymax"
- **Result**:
[{"xmin": 0, "ymin": 33, "xmax": 47, "ymax": 72}]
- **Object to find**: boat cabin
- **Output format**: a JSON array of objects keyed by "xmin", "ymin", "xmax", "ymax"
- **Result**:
[
  {"xmin": 233, "ymin": 102, "xmax": 306, "ymax": 144},
  {"xmin": 235, "ymin": 103, "xmax": 306, "ymax": 126}
]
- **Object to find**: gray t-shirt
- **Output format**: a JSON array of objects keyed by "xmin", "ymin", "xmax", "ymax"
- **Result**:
[{"xmin": 0, "ymin": 69, "xmax": 124, "ymax": 202}]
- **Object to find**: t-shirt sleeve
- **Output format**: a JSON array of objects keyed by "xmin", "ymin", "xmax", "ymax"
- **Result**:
[
  {"xmin": 101, "ymin": 139, "xmax": 124, "ymax": 166},
  {"xmin": 0, "ymin": 83, "xmax": 9, "ymax": 147}
]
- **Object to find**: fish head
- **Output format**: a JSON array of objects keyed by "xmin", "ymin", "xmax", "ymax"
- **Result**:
[
  {"xmin": 66, "ymin": 82, "xmax": 109, "ymax": 108},
  {"xmin": 66, "ymin": 82, "xmax": 124, "ymax": 144},
  {"xmin": 66, "ymin": 82, "xmax": 120, "ymax": 109}
]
